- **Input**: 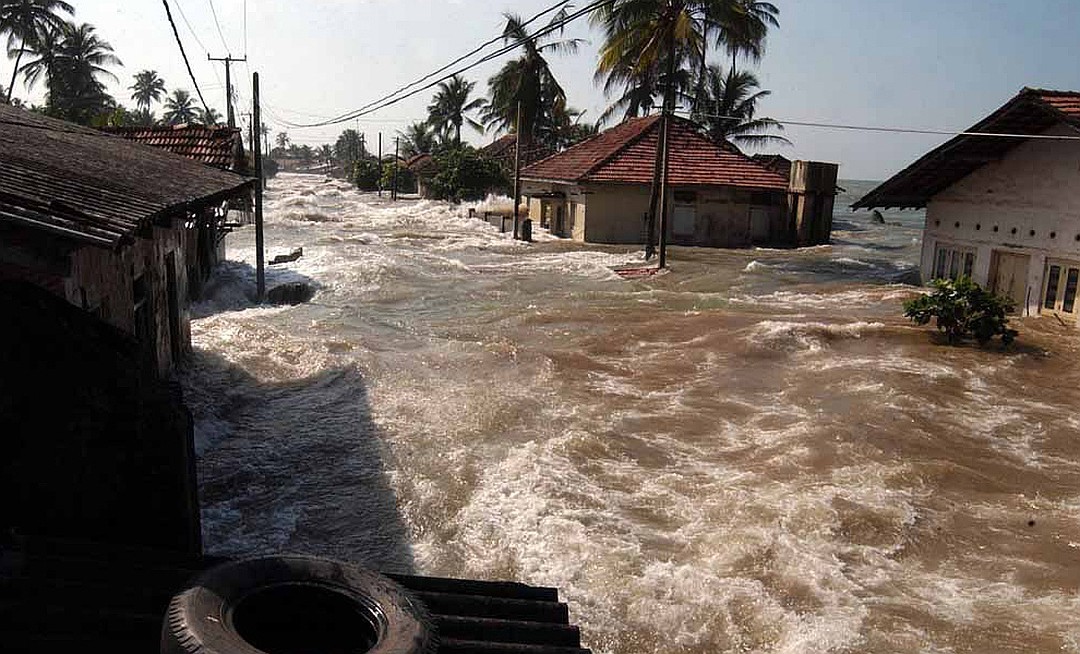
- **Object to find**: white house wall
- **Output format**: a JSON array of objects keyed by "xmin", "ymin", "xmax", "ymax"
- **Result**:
[{"xmin": 923, "ymin": 122, "xmax": 1080, "ymax": 318}]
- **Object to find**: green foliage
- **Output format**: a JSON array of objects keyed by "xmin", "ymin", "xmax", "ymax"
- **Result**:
[
  {"xmin": 427, "ymin": 146, "xmax": 507, "ymax": 202},
  {"xmin": 351, "ymin": 158, "xmax": 381, "ymax": 191},
  {"xmin": 380, "ymin": 161, "xmax": 415, "ymax": 194},
  {"xmin": 903, "ymin": 277, "xmax": 1018, "ymax": 346}
]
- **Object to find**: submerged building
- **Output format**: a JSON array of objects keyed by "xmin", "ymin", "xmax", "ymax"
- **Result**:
[
  {"xmin": 0, "ymin": 105, "xmax": 254, "ymax": 373},
  {"xmin": 520, "ymin": 115, "xmax": 838, "ymax": 248},
  {"xmin": 854, "ymin": 88, "xmax": 1080, "ymax": 322}
]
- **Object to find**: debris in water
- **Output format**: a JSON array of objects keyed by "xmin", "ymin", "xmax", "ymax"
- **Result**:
[{"xmin": 270, "ymin": 247, "xmax": 304, "ymax": 265}]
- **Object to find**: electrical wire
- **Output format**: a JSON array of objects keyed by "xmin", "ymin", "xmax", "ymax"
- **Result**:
[
  {"xmin": 171, "ymin": 0, "xmax": 209, "ymax": 53},
  {"xmin": 161, "ymin": 0, "xmax": 212, "ymax": 116},
  {"xmin": 690, "ymin": 113, "xmax": 1080, "ymax": 140},
  {"xmin": 278, "ymin": 0, "xmax": 606, "ymax": 129},
  {"xmin": 207, "ymin": 0, "xmax": 231, "ymax": 54}
]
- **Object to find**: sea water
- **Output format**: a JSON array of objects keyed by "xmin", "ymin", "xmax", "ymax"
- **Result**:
[{"xmin": 183, "ymin": 174, "xmax": 1080, "ymax": 654}]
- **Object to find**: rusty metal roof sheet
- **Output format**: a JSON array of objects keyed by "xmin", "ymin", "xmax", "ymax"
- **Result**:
[
  {"xmin": 853, "ymin": 88, "xmax": 1080, "ymax": 210},
  {"xmin": 0, "ymin": 105, "xmax": 254, "ymax": 249},
  {"xmin": 521, "ymin": 115, "xmax": 789, "ymax": 190}
]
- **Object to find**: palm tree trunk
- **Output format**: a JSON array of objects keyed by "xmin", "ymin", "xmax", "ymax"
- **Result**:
[
  {"xmin": 7, "ymin": 45, "xmax": 25, "ymax": 104},
  {"xmin": 692, "ymin": 28, "xmax": 709, "ymax": 117}
]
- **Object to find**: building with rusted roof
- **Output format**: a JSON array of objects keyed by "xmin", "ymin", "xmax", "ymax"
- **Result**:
[
  {"xmin": 520, "ymin": 115, "xmax": 838, "ymax": 248},
  {"xmin": 480, "ymin": 134, "xmax": 553, "ymax": 178},
  {"xmin": 105, "ymin": 123, "xmax": 247, "ymax": 172},
  {"xmin": 0, "ymin": 105, "xmax": 254, "ymax": 373},
  {"xmin": 854, "ymin": 88, "xmax": 1080, "ymax": 321}
]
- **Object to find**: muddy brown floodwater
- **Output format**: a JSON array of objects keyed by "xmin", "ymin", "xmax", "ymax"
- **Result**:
[{"xmin": 184, "ymin": 174, "xmax": 1080, "ymax": 654}]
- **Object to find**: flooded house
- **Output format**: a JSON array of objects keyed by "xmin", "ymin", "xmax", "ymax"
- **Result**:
[
  {"xmin": 520, "ymin": 115, "xmax": 838, "ymax": 248},
  {"xmin": 406, "ymin": 152, "xmax": 438, "ymax": 198},
  {"xmin": 854, "ymin": 88, "xmax": 1080, "ymax": 322},
  {"xmin": 0, "ymin": 104, "xmax": 254, "ymax": 373}
]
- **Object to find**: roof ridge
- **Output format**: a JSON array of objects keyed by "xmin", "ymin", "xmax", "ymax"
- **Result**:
[
  {"xmin": 523, "ymin": 115, "xmax": 659, "ymax": 179},
  {"xmin": 578, "ymin": 115, "xmax": 662, "ymax": 179}
]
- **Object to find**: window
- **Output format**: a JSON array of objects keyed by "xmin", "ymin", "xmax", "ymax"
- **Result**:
[
  {"xmin": 1042, "ymin": 260, "xmax": 1080, "ymax": 319},
  {"xmin": 933, "ymin": 244, "xmax": 975, "ymax": 281}
]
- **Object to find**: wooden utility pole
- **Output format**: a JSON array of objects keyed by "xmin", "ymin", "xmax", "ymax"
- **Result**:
[
  {"xmin": 252, "ymin": 72, "xmax": 265, "ymax": 302},
  {"xmin": 377, "ymin": 132, "xmax": 383, "ymax": 197},
  {"xmin": 208, "ymin": 54, "xmax": 246, "ymax": 127},
  {"xmin": 656, "ymin": 24, "xmax": 677, "ymax": 269},
  {"xmin": 512, "ymin": 101, "xmax": 522, "ymax": 240},
  {"xmin": 392, "ymin": 137, "xmax": 399, "ymax": 200}
]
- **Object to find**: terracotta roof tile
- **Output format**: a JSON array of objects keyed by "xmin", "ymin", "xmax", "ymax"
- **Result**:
[
  {"xmin": 104, "ymin": 124, "xmax": 243, "ymax": 171},
  {"xmin": 522, "ymin": 115, "xmax": 788, "ymax": 190}
]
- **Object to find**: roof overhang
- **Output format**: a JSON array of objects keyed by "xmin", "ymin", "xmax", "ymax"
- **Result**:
[{"xmin": 853, "ymin": 88, "xmax": 1080, "ymax": 210}]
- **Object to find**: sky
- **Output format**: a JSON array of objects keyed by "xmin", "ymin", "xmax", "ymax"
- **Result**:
[{"xmin": 15, "ymin": 0, "xmax": 1080, "ymax": 180}]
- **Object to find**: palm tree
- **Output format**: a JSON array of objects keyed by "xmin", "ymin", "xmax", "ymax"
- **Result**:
[
  {"xmin": 162, "ymin": 89, "xmax": 197, "ymax": 125},
  {"xmin": 275, "ymin": 131, "xmax": 290, "ymax": 150},
  {"xmin": 426, "ymin": 75, "xmax": 484, "ymax": 145},
  {"xmin": 0, "ymin": 0, "xmax": 73, "ymax": 103},
  {"xmin": 690, "ymin": 65, "xmax": 788, "ymax": 147},
  {"xmin": 398, "ymin": 121, "xmax": 436, "ymax": 158},
  {"xmin": 482, "ymin": 10, "xmax": 581, "ymax": 145},
  {"xmin": 196, "ymin": 105, "xmax": 222, "ymax": 125},
  {"xmin": 19, "ymin": 21, "xmax": 121, "ymax": 124},
  {"xmin": 129, "ymin": 106, "xmax": 155, "ymax": 126},
  {"xmin": 318, "ymin": 143, "xmax": 334, "ymax": 168},
  {"xmin": 716, "ymin": 0, "xmax": 778, "ymax": 74},
  {"xmin": 129, "ymin": 69, "xmax": 166, "ymax": 111}
]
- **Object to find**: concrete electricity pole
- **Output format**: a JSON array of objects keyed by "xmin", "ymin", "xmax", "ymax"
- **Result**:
[
  {"xmin": 512, "ymin": 101, "xmax": 522, "ymax": 240},
  {"xmin": 252, "ymin": 72, "xmax": 265, "ymax": 303},
  {"xmin": 208, "ymin": 54, "xmax": 247, "ymax": 127}
]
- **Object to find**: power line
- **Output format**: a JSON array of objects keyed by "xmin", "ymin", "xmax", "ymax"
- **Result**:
[
  {"xmin": 171, "ymin": 0, "xmax": 209, "ymax": 53},
  {"xmin": 279, "ymin": 0, "xmax": 605, "ymax": 129},
  {"xmin": 161, "ymin": 0, "xmax": 212, "ymax": 116},
  {"xmin": 691, "ymin": 113, "xmax": 1080, "ymax": 140},
  {"xmin": 207, "ymin": 0, "xmax": 231, "ymax": 54},
  {"xmin": 243, "ymin": 0, "xmax": 248, "ymax": 56}
]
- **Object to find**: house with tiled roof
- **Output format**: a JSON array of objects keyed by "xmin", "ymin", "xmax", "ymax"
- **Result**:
[
  {"xmin": 104, "ymin": 123, "xmax": 246, "ymax": 172},
  {"xmin": 855, "ymin": 88, "xmax": 1080, "ymax": 321},
  {"xmin": 520, "ymin": 115, "xmax": 838, "ymax": 248},
  {"xmin": 0, "ymin": 105, "xmax": 254, "ymax": 373}
]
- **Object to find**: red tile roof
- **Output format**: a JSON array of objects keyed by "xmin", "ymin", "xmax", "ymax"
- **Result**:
[
  {"xmin": 521, "ymin": 115, "xmax": 788, "ymax": 190},
  {"xmin": 104, "ymin": 124, "xmax": 243, "ymax": 171},
  {"xmin": 854, "ymin": 88, "xmax": 1080, "ymax": 210}
]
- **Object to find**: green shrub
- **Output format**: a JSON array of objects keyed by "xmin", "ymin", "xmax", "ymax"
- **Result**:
[
  {"xmin": 352, "ymin": 159, "xmax": 381, "ymax": 191},
  {"xmin": 427, "ymin": 145, "xmax": 508, "ymax": 202},
  {"xmin": 903, "ymin": 276, "xmax": 1018, "ymax": 345},
  {"xmin": 379, "ymin": 162, "xmax": 416, "ymax": 194}
]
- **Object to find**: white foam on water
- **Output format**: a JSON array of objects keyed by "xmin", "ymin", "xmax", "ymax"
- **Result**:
[{"xmin": 743, "ymin": 320, "xmax": 887, "ymax": 353}]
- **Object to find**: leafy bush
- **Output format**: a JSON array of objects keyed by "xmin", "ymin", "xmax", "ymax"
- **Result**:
[
  {"xmin": 352, "ymin": 159, "xmax": 381, "ymax": 191},
  {"xmin": 903, "ymin": 276, "xmax": 1018, "ymax": 345},
  {"xmin": 380, "ymin": 162, "xmax": 416, "ymax": 194},
  {"xmin": 427, "ymin": 145, "xmax": 508, "ymax": 202}
]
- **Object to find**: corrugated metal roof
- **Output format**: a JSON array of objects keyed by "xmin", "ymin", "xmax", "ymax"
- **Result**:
[
  {"xmin": 0, "ymin": 105, "xmax": 254, "ymax": 248},
  {"xmin": 853, "ymin": 88, "xmax": 1080, "ymax": 210},
  {"xmin": 521, "ymin": 115, "xmax": 789, "ymax": 190},
  {"xmin": 105, "ymin": 124, "xmax": 244, "ymax": 171}
]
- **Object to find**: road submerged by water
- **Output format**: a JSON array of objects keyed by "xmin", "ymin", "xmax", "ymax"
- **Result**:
[{"xmin": 184, "ymin": 173, "xmax": 1080, "ymax": 654}]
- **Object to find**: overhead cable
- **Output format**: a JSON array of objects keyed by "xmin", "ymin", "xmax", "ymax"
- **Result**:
[
  {"xmin": 278, "ymin": 0, "xmax": 609, "ymax": 129},
  {"xmin": 207, "ymin": 0, "xmax": 232, "ymax": 54},
  {"xmin": 693, "ymin": 113, "xmax": 1080, "ymax": 140},
  {"xmin": 161, "ymin": 0, "xmax": 212, "ymax": 116}
]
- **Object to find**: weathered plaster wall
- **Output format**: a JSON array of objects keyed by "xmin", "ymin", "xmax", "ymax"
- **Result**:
[{"xmin": 923, "ymin": 122, "xmax": 1080, "ymax": 317}]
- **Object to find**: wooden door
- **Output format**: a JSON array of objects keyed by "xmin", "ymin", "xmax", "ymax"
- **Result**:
[
  {"xmin": 748, "ymin": 208, "xmax": 770, "ymax": 242},
  {"xmin": 989, "ymin": 251, "xmax": 1029, "ymax": 312},
  {"xmin": 1042, "ymin": 260, "xmax": 1080, "ymax": 320}
]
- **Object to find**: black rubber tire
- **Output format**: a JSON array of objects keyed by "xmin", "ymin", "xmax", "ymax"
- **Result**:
[{"xmin": 162, "ymin": 555, "xmax": 435, "ymax": 654}]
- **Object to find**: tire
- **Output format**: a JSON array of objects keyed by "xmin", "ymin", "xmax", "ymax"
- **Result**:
[{"xmin": 162, "ymin": 555, "xmax": 435, "ymax": 654}]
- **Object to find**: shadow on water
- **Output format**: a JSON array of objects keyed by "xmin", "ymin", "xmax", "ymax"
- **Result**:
[{"xmin": 182, "ymin": 347, "xmax": 416, "ymax": 575}]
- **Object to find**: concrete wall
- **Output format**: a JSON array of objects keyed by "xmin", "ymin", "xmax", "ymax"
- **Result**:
[{"xmin": 921, "ymin": 122, "xmax": 1080, "ymax": 320}]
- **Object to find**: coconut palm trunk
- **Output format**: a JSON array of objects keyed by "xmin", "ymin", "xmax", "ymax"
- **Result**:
[{"xmin": 7, "ymin": 47, "xmax": 25, "ymax": 103}]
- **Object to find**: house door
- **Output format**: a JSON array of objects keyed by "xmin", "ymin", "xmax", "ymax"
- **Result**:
[
  {"xmin": 672, "ymin": 205, "xmax": 696, "ymax": 241},
  {"xmin": 989, "ymin": 251, "xmax": 1029, "ymax": 313},
  {"xmin": 1041, "ymin": 259, "xmax": 1080, "ymax": 321},
  {"xmin": 554, "ymin": 205, "xmax": 565, "ymax": 236},
  {"xmin": 748, "ymin": 208, "xmax": 770, "ymax": 242}
]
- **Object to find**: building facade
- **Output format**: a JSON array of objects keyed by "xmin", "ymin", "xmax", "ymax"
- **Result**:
[
  {"xmin": 521, "ymin": 115, "xmax": 837, "ymax": 249},
  {"xmin": 855, "ymin": 88, "xmax": 1080, "ymax": 323}
]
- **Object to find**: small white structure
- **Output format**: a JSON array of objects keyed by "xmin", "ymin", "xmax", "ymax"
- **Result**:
[{"xmin": 855, "ymin": 88, "xmax": 1080, "ymax": 323}]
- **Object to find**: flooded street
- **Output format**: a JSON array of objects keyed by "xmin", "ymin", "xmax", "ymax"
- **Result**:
[{"xmin": 184, "ymin": 173, "xmax": 1080, "ymax": 654}]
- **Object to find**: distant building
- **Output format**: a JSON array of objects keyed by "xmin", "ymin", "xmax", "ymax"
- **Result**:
[
  {"xmin": 0, "ymin": 105, "xmax": 254, "ymax": 373},
  {"xmin": 406, "ymin": 153, "xmax": 437, "ymax": 198},
  {"xmin": 479, "ymin": 134, "xmax": 553, "ymax": 179},
  {"xmin": 520, "ymin": 115, "xmax": 838, "ymax": 248},
  {"xmin": 854, "ymin": 88, "xmax": 1080, "ymax": 321}
]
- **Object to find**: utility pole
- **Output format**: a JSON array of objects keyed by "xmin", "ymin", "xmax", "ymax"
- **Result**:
[
  {"xmin": 512, "ymin": 101, "xmax": 522, "ymax": 240},
  {"xmin": 392, "ymin": 137, "xmax": 399, "ymax": 201},
  {"xmin": 377, "ymin": 132, "xmax": 383, "ymax": 197},
  {"xmin": 656, "ymin": 25, "xmax": 677, "ymax": 270},
  {"xmin": 208, "ymin": 54, "xmax": 246, "ymax": 127},
  {"xmin": 252, "ymin": 72, "xmax": 265, "ymax": 303}
]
